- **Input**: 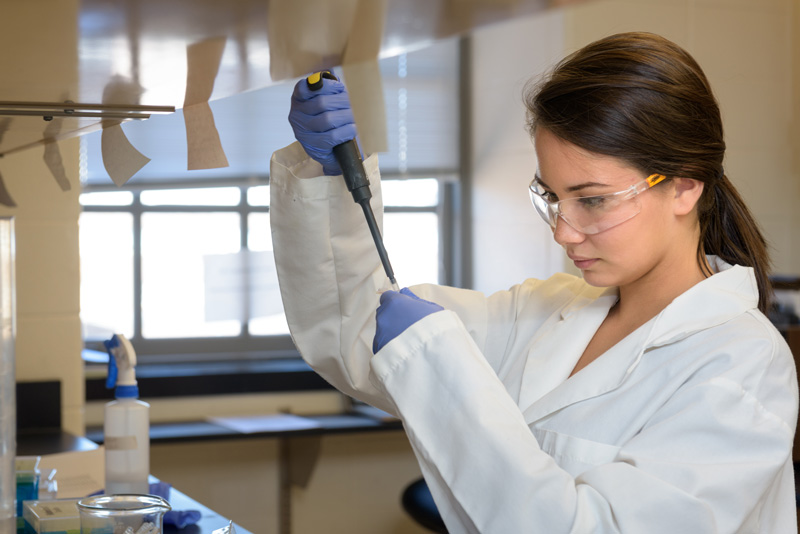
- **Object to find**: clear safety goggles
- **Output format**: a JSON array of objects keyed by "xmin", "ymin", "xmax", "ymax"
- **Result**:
[{"xmin": 528, "ymin": 173, "xmax": 667, "ymax": 234}]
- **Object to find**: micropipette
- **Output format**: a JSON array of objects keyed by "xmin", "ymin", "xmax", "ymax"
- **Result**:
[{"xmin": 306, "ymin": 71, "xmax": 400, "ymax": 292}]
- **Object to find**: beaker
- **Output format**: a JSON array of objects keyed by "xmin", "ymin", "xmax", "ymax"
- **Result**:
[{"xmin": 77, "ymin": 494, "xmax": 171, "ymax": 534}]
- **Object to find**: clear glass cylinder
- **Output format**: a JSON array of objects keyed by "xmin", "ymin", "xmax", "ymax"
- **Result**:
[
  {"xmin": 77, "ymin": 494, "xmax": 170, "ymax": 534},
  {"xmin": 0, "ymin": 218, "xmax": 16, "ymax": 531}
]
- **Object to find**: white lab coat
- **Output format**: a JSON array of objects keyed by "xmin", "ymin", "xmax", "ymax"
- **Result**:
[{"xmin": 270, "ymin": 141, "xmax": 799, "ymax": 534}]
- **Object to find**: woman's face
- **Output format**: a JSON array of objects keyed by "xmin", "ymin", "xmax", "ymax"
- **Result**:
[{"xmin": 534, "ymin": 127, "xmax": 677, "ymax": 289}]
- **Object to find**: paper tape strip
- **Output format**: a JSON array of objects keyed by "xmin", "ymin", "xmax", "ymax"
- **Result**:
[
  {"xmin": 43, "ymin": 119, "xmax": 71, "ymax": 192},
  {"xmin": 105, "ymin": 435, "xmax": 138, "ymax": 451},
  {"xmin": 0, "ymin": 170, "xmax": 16, "ymax": 208},
  {"xmin": 183, "ymin": 37, "xmax": 230, "ymax": 170},
  {"xmin": 341, "ymin": 0, "xmax": 388, "ymax": 155},
  {"xmin": 101, "ymin": 124, "xmax": 151, "ymax": 187}
]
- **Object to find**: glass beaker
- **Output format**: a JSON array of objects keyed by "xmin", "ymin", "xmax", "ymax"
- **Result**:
[{"xmin": 77, "ymin": 494, "xmax": 171, "ymax": 534}]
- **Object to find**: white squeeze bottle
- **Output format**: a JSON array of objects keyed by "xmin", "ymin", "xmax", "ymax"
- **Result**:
[{"xmin": 103, "ymin": 334, "xmax": 150, "ymax": 494}]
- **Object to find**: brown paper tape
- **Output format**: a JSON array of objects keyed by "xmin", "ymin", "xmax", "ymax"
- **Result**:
[
  {"xmin": 184, "ymin": 102, "xmax": 229, "ymax": 170},
  {"xmin": 341, "ymin": 60, "xmax": 387, "ymax": 155},
  {"xmin": 184, "ymin": 37, "xmax": 230, "ymax": 170},
  {"xmin": 0, "ymin": 170, "xmax": 16, "ymax": 208},
  {"xmin": 100, "ymin": 77, "xmax": 151, "ymax": 186},
  {"xmin": 101, "ymin": 124, "xmax": 151, "ymax": 187},
  {"xmin": 341, "ymin": 0, "xmax": 388, "ymax": 154},
  {"xmin": 43, "ymin": 118, "xmax": 71, "ymax": 192},
  {"xmin": 266, "ymin": 0, "xmax": 358, "ymax": 80},
  {"xmin": 105, "ymin": 435, "xmax": 138, "ymax": 451}
]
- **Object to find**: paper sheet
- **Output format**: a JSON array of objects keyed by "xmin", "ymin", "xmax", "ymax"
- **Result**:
[
  {"xmin": 203, "ymin": 250, "xmax": 283, "ymax": 322},
  {"xmin": 0, "ymin": 119, "xmax": 13, "ymax": 206},
  {"xmin": 208, "ymin": 414, "xmax": 321, "ymax": 434},
  {"xmin": 341, "ymin": 60, "xmax": 387, "ymax": 155},
  {"xmin": 100, "ymin": 76, "xmax": 151, "ymax": 186},
  {"xmin": 341, "ymin": 0, "xmax": 388, "ymax": 155},
  {"xmin": 265, "ymin": 0, "xmax": 388, "ymax": 155},
  {"xmin": 183, "ymin": 37, "xmax": 229, "ymax": 170},
  {"xmin": 43, "ymin": 118, "xmax": 71, "ymax": 192},
  {"xmin": 101, "ymin": 124, "xmax": 152, "ymax": 186},
  {"xmin": 0, "ymin": 170, "xmax": 16, "ymax": 208},
  {"xmin": 266, "ymin": 0, "xmax": 358, "ymax": 80},
  {"xmin": 37, "ymin": 447, "xmax": 105, "ymax": 499}
]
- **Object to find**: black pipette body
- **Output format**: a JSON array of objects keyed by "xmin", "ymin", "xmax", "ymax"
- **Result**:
[{"xmin": 306, "ymin": 72, "xmax": 399, "ymax": 290}]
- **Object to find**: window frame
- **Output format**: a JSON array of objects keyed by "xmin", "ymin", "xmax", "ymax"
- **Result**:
[
  {"xmin": 80, "ymin": 36, "xmax": 473, "ymax": 366},
  {"xmin": 81, "ymin": 173, "xmax": 462, "ymax": 364}
]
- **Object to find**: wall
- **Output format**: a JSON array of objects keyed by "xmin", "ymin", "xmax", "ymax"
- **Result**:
[
  {"xmin": 470, "ymin": 10, "xmax": 568, "ymax": 294},
  {"xmin": 563, "ymin": 0, "xmax": 798, "ymax": 275},
  {"xmin": 793, "ymin": 0, "xmax": 800, "ymax": 271},
  {"xmin": 0, "ymin": 1, "xmax": 83, "ymax": 435},
  {"xmin": 1, "ymin": 144, "xmax": 83, "ymax": 435},
  {"xmin": 470, "ymin": 0, "xmax": 799, "ymax": 294}
]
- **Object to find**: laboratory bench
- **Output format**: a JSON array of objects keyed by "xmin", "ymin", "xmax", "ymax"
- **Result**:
[
  {"xmin": 85, "ymin": 407, "xmax": 405, "ymax": 534},
  {"xmin": 17, "ymin": 430, "xmax": 253, "ymax": 534},
  {"xmin": 82, "ymin": 362, "xmax": 409, "ymax": 533}
]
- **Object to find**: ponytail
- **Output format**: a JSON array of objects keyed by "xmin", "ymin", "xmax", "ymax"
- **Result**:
[{"xmin": 699, "ymin": 173, "xmax": 772, "ymax": 313}]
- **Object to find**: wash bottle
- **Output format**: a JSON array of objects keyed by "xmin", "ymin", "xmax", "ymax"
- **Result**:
[{"xmin": 103, "ymin": 334, "xmax": 149, "ymax": 494}]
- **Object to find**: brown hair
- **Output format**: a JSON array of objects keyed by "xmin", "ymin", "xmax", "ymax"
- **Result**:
[{"xmin": 524, "ymin": 32, "xmax": 772, "ymax": 313}]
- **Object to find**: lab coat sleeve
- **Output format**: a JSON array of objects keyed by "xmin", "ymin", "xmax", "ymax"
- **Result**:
[
  {"xmin": 270, "ymin": 142, "xmax": 394, "ymax": 412},
  {"xmin": 269, "ymin": 142, "xmax": 530, "ymax": 411},
  {"xmin": 371, "ymin": 310, "xmax": 796, "ymax": 533}
]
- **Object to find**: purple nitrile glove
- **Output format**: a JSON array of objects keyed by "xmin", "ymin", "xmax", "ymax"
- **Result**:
[
  {"xmin": 288, "ymin": 75, "xmax": 359, "ymax": 176},
  {"xmin": 373, "ymin": 288, "xmax": 444, "ymax": 354}
]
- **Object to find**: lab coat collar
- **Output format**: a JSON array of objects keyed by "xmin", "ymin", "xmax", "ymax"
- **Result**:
[
  {"xmin": 560, "ymin": 285, "xmax": 618, "ymax": 320},
  {"xmin": 644, "ymin": 256, "xmax": 758, "ymax": 348},
  {"xmin": 522, "ymin": 257, "xmax": 759, "ymax": 424},
  {"xmin": 559, "ymin": 256, "xmax": 757, "ymax": 346}
]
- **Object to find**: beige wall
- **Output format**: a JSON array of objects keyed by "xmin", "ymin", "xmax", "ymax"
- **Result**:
[
  {"xmin": 472, "ymin": 0, "xmax": 799, "ymax": 292},
  {"xmin": 563, "ymin": 0, "xmax": 798, "ymax": 275},
  {"xmin": 2, "ymin": 143, "xmax": 83, "ymax": 434},
  {"xmin": 792, "ymin": 0, "xmax": 800, "ymax": 270},
  {"xmin": 470, "ymin": 10, "xmax": 568, "ymax": 293},
  {"xmin": 0, "ymin": 1, "xmax": 83, "ymax": 435}
]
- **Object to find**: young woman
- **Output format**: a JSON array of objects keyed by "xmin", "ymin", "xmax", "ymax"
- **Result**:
[{"xmin": 271, "ymin": 32, "xmax": 798, "ymax": 533}]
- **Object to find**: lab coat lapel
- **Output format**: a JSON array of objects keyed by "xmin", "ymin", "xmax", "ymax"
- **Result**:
[
  {"xmin": 521, "ymin": 319, "xmax": 654, "ymax": 425},
  {"xmin": 516, "ymin": 288, "xmax": 618, "ymax": 416},
  {"xmin": 644, "ymin": 262, "xmax": 757, "ymax": 348},
  {"xmin": 520, "ymin": 259, "xmax": 758, "ymax": 425}
]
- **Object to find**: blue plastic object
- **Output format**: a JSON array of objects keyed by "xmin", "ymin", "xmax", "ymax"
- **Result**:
[
  {"xmin": 288, "ymin": 75, "xmax": 358, "ymax": 176},
  {"xmin": 103, "ymin": 334, "xmax": 139, "ymax": 398},
  {"xmin": 373, "ymin": 288, "xmax": 444, "ymax": 353},
  {"xmin": 103, "ymin": 336, "xmax": 119, "ymax": 390}
]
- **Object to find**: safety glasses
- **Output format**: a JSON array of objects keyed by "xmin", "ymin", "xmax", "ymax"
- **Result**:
[{"xmin": 529, "ymin": 173, "xmax": 667, "ymax": 234}]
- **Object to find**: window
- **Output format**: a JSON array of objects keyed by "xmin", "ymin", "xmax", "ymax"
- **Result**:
[{"xmin": 79, "ymin": 38, "xmax": 464, "ymax": 363}]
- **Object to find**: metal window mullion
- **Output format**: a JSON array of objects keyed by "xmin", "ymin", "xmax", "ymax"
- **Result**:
[
  {"xmin": 382, "ymin": 206, "xmax": 435, "ymax": 213},
  {"xmin": 132, "ymin": 192, "xmax": 144, "ymax": 341},
  {"xmin": 239, "ymin": 187, "xmax": 251, "ymax": 337},
  {"xmin": 131, "ymin": 205, "xmax": 241, "ymax": 213},
  {"xmin": 440, "ymin": 181, "xmax": 457, "ymax": 286},
  {"xmin": 458, "ymin": 35, "xmax": 473, "ymax": 289}
]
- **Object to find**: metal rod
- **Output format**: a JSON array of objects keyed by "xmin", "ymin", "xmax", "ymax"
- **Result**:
[
  {"xmin": 0, "ymin": 110, "xmax": 151, "ymax": 120},
  {"xmin": 0, "ymin": 101, "xmax": 174, "ymax": 113}
]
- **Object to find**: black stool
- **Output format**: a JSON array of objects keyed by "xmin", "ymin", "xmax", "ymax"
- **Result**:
[{"xmin": 401, "ymin": 478, "xmax": 448, "ymax": 533}]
